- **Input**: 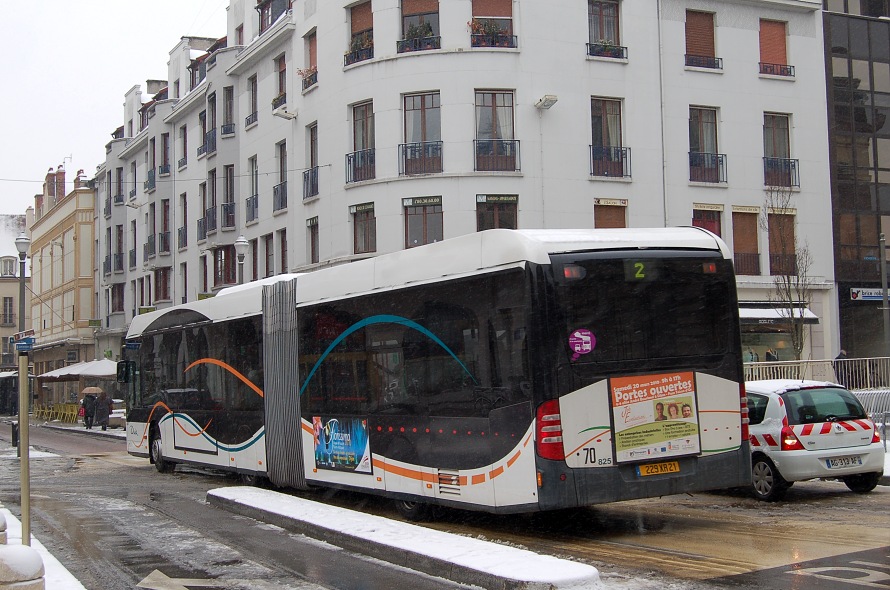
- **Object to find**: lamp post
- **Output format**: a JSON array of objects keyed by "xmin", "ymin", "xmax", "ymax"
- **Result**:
[
  {"xmin": 14, "ymin": 231, "xmax": 30, "ymax": 546},
  {"xmin": 234, "ymin": 235, "xmax": 249, "ymax": 285}
]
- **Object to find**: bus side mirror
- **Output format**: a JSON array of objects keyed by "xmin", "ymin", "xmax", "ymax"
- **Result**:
[{"xmin": 117, "ymin": 361, "xmax": 131, "ymax": 383}]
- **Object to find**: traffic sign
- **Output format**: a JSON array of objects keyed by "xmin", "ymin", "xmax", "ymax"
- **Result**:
[
  {"xmin": 13, "ymin": 329, "xmax": 34, "ymax": 341},
  {"xmin": 15, "ymin": 342, "xmax": 32, "ymax": 352}
]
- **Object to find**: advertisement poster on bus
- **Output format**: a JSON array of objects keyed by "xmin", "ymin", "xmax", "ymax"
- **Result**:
[
  {"xmin": 610, "ymin": 372, "xmax": 701, "ymax": 463},
  {"xmin": 312, "ymin": 416, "xmax": 372, "ymax": 473}
]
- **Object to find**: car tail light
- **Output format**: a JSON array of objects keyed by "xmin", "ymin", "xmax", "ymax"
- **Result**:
[
  {"xmin": 871, "ymin": 421, "xmax": 882, "ymax": 444},
  {"xmin": 739, "ymin": 384, "xmax": 749, "ymax": 442},
  {"xmin": 780, "ymin": 426, "xmax": 805, "ymax": 451},
  {"xmin": 536, "ymin": 400, "xmax": 565, "ymax": 461}
]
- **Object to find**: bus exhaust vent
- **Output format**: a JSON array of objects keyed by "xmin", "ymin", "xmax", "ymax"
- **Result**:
[{"xmin": 437, "ymin": 469, "xmax": 462, "ymax": 497}]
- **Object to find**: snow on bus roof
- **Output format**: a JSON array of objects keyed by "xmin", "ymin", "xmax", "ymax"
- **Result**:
[{"xmin": 126, "ymin": 229, "xmax": 727, "ymax": 338}]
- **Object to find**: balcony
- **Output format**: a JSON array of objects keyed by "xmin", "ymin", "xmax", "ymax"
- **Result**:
[
  {"xmin": 685, "ymin": 54, "xmax": 723, "ymax": 70},
  {"xmin": 178, "ymin": 156, "xmax": 187, "ymax": 169},
  {"xmin": 272, "ymin": 93, "xmax": 287, "ymax": 110},
  {"xmin": 273, "ymin": 180, "xmax": 288, "ymax": 211},
  {"xmin": 688, "ymin": 152, "xmax": 727, "ymax": 183},
  {"xmin": 734, "ymin": 252, "xmax": 761, "ymax": 276},
  {"xmin": 399, "ymin": 141, "xmax": 443, "ymax": 175},
  {"xmin": 471, "ymin": 34, "xmax": 518, "ymax": 48},
  {"xmin": 144, "ymin": 169, "xmax": 156, "ymax": 191},
  {"xmin": 221, "ymin": 123, "xmax": 235, "ymax": 136},
  {"xmin": 245, "ymin": 111, "xmax": 258, "ymax": 127},
  {"xmin": 0, "ymin": 314, "xmax": 15, "ymax": 327},
  {"xmin": 474, "ymin": 139, "xmax": 520, "ymax": 172},
  {"xmin": 145, "ymin": 234, "xmax": 156, "ymax": 259},
  {"xmin": 197, "ymin": 143, "xmax": 207, "ymax": 157},
  {"xmin": 246, "ymin": 194, "xmax": 258, "ymax": 222},
  {"xmin": 346, "ymin": 149, "xmax": 376, "ymax": 183},
  {"xmin": 303, "ymin": 168, "xmax": 319, "ymax": 200},
  {"xmin": 197, "ymin": 217, "xmax": 207, "ymax": 242},
  {"xmin": 587, "ymin": 42, "xmax": 627, "ymax": 59},
  {"xmin": 205, "ymin": 129, "xmax": 217, "ymax": 156},
  {"xmin": 590, "ymin": 146, "xmax": 631, "ymax": 178},
  {"xmin": 113, "ymin": 252, "xmax": 124, "ymax": 272},
  {"xmin": 113, "ymin": 193, "xmax": 124, "ymax": 205},
  {"xmin": 760, "ymin": 63, "xmax": 795, "ymax": 77},
  {"xmin": 301, "ymin": 71, "xmax": 318, "ymax": 91},
  {"xmin": 345, "ymin": 46, "xmax": 374, "ymax": 66},
  {"xmin": 129, "ymin": 248, "xmax": 136, "ymax": 269},
  {"xmin": 103, "ymin": 256, "xmax": 111, "ymax": 276},
  {"xmin": 205, "ymin": 206, "xmax": 218, "ymax": 234},
  {"xmin": 159, "ymin": 164, "xmax": 171, "ymax": 176},
  {"xmin": 104, "ymin": 198, "xmax": 111, "ymax": 218},
  {"xmin": 221, "ymin": 202, "xmax": 236, "ymax": 229},
  {"xmin": 129, "ymin": 188, "xmax": 137, "ymax": 199},
  {"xmin": 763, "ymin": 157, "xmax": 800, "ymax": 188},
  {"xmin": 158, "ymin": 231, "xmax": 171, "ymax": 254},
  {"xmin": 397, "ymin": 36, "xmax": 441, "ymax": 53},
  {"xmin": 770, "ymin": 254, "xmax": 798, "ymax": 276},
  {"xmin": 178, "ymin": 226, "xmax": 188, "ymax": 250}
]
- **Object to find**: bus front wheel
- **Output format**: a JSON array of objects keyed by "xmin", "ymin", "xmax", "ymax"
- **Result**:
[
  {"xmin": 151, "ymin": 428, "xmax": 175, "ymax": 473},
  {"xmin": 393, "ymin": 499, "xmax": 430, "ymax": 521}
]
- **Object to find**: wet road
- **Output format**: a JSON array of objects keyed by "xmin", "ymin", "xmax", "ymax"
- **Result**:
[{"xmin": 0, "ymin": 422, "xmax": 887, "ymax": 589}]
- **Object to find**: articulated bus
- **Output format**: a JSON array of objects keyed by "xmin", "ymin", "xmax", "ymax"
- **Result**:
[{"xmin": 119, "ymin": 228, "xmax": 750, "ymax": 518}]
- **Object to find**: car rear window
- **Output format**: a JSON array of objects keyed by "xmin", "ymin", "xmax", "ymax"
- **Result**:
[{"xmin": 781, "ymin": 387, "xmax": 867, "ymax": 425}]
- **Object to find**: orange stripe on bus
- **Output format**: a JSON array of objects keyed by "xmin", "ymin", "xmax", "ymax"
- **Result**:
[
  {"xmin": 185, "ymin": 358, "xmax": 265, "ymax": 398},
  {"xmin": 472, "ymin": 474, "xmax": 486, "ymax": 485},
  {"xmin": 506, "ymin": 450, "xmax": 521, "ymax": 467},
  {"xmin": 489, "ymin": 465, "xmax": 505, "ymax": 479}
]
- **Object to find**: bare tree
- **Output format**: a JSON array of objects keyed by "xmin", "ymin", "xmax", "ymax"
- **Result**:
[{"xmin": 758, "ymin": 184, "xmax": 815, "ymax": 361}]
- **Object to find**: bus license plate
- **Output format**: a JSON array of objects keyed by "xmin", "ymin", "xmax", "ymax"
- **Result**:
[
  {"xmin": 826, "ymin": 456, "xmax": 862, "ymax": 469},
  {"xmin": 637, "ymin": 461, "xmax": 680, "ymax": 477}
]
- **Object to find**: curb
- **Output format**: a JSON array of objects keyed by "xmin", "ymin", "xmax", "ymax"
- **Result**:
[{"xmin": 40, "ymin": 424, "xmax": 126, "ymax": 440}]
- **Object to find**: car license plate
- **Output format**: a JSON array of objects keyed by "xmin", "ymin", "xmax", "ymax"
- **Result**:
[
  {"xmin": 826, "ymin": 456, "xmax": 862, "ymax": 469},
  {"xmin": 637, "ymin": 461, "xmax": 680, "ymax": 477}
]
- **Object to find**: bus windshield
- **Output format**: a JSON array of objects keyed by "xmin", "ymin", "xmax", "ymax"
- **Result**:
[{"xmin": 552, "ymin": 251, "xmax": 737, "ymax": 367}]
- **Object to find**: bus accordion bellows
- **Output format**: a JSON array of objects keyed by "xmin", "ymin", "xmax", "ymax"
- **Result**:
[{"xmin": 120, "ymin": 228, "xmax": 751, "ymax": 519}]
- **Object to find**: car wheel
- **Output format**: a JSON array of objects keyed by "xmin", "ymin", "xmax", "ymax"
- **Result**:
[
  {"xmin": 751, "ymin": 456, "xmax": 789, "ymax": 501},
  {"xmin": 393, "ymin": 499, "xmax": 431, "ymax": 522},
  {"xmin": 842, "ymin": 472, "xmax": 881, "ymax": 493},
  {"xmin": 151, "ymin": 429, "xmax": 175, "ymax": 474}
]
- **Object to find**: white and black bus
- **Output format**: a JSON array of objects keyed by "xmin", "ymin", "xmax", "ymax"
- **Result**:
[{"xmin": 120, "ymin": 228, "xmax": 750, "ymax": 518}]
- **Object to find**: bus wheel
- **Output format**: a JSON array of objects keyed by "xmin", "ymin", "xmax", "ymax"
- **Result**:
[
  {"xmin": 394, "ymin": 499, "xmax": 430, "ymax": 522},
  {"xmin": 151, "ymin": 429, "xmax": 175, "ymax": 474},
  {"xmin": 239, "ymin": 473, "xmax": 260, "ymax": 486},
  {"xmin": 751, "ymin": 456, "xmax": 788, "ymax": 501}
]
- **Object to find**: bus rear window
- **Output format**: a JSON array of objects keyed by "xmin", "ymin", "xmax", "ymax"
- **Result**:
[{"xmin": 553, "ymin": 252, "xmax": 736, "ymax": 364}]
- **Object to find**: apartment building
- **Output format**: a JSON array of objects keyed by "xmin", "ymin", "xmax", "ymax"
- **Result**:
[
  {"xmin": 29, "ymin": 167, "xmax": 97, "ymax": 405},
  {"xmin": 93, "ymin": 0, "xmax": 835, "ymax": 362}
]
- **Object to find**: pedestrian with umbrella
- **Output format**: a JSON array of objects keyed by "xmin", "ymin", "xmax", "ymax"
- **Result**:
[
  {"xmin": 94, "ymin": 389, "xmax": 114, "ymax": 431},
  {"xmin": 80, "ymin": 387, "xmax": 100, "ymax": 430}
]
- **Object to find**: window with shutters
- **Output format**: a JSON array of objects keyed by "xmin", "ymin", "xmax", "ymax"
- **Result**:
[
  {"xmin": 470, "ymin": 0, "xmax": 516, "ymax": 48},
  {"xmin": 768, "ymin": 213, "xmax": 797, "ymax": 275},
  {"xmin": 301, "ymin": 34, "xmax": 318, "ymax": 90},
  {"xmin": 399, "ymin": 0, "xmax": 440, "ymax": 52},
  {"xmin": 685, "ymin": 10, "xmax": 722, "ymax": 69},
  {"xmin": 760, "ymin": 20, "xmax": 794, "ymax": 76},
  {"xmin": 587, "ymin": 0, "xmax": 625, "ymax": 58},
  {"xmin": 346, "ymin": 1, "xmax": 374, "ymax": 65},
  {"xmin": 733, "ymin": 212, "xmax": 761, "ymax": 275},
  {"xmin": 594, "ymin": 204, "xmax": 626, "ymax": 228}
]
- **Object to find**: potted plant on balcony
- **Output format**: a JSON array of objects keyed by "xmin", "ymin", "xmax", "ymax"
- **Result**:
[
  {"xmin": 468, "ymin": 18, "xmax": 509, "ymax": 47},
  {"xmin": 404, "ymin": 21, "xmax": 434, "ymax": 40},
  {"xmin": 297, "ymin": 65, "xmax": 318, "ymax": 89},
  {"xmin": 591, "ymin": 38, "xmax": 622, "ymax": 58}
]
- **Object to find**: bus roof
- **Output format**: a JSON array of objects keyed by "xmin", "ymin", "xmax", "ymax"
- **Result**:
[{"xmin": 126, "ymin": 227, "xmax": 728, "ymax": 338}]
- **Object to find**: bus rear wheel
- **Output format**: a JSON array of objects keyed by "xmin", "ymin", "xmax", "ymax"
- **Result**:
[
  {"xmin": 151, "ymin": 429, "xmax": 175, "ymax": 473},
  {"xmin": 393, "ymin": 499, "xmax": 430, "ymax": 522}
]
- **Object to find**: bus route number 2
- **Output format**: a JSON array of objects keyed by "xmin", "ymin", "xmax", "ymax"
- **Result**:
[{"xmin": 582, "ymin": 448, "xmax": 612, "ymax": 466}]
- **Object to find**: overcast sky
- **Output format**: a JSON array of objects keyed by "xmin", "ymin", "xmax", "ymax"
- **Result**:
[{"xmin": 0, "ymin": 1, "xmax": 229, "ymax": 216}]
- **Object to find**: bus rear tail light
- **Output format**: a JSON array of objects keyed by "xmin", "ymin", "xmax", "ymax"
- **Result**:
[
  {"xmin": 739, "ymin": 384, "xmax": 749, "ymax": 442},
  {"xmin": 536, "ymin": 400, "xmax": 565, "ymax": 461},
  {"xmin": 780, "ymin": 426, "xmax": 805, "ymax": 451}
]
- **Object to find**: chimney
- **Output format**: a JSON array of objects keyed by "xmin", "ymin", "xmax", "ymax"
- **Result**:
[
  {"xmin": 74, "ymin": 169, "xmax": 86, "ymax": 189},
  {"xmin": 44, "ymin": 167, "xmax": 55, "ymax": 198},
  {"xmin": 55, "ymin": 164, "xmax": 66, "ymax": 200}
]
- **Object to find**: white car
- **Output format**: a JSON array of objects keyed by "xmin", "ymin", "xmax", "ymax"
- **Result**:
[{"xmin": 745, "ymin": 379, "xmax": 884, "ymax": 501}]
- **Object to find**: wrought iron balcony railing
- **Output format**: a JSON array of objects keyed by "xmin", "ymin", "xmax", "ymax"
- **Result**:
[
  {"xmin": 397, "ymin": 36, "xmax": 441, "ymax": 53},
  {"xmin": 104, "ymin": 199, "xmax": 111, "ymax": 218},
  {"xmin": 144, "ymin": 169, "xmax": 156, "ymax": 191},
  {"xmin": 113, "ymin": 193, "xmax": 124, "ymax": 205},
  {"xmin": 272, "ymin": 93, "xmax": 287, "ymax": 110},
  {"xmin": 113, "ymin": 253, "xmax": 124, "ymax": 272},
  {"xmin": 587, "ymin": 42, "xmax": 627, "ymax": 59},
  {"xmin": 763, "ymin": 157, "xmax": 800, "ymax": 188},
  {"xmin": 759, "ymin": 63, "xmax": 795, "ymax": 77},
  {"xmin": 158, "ymin": 164, "xmax": 171, "ymax": 176},
  {"xmin": 197, "ymin": 217, "xmax": 207, "ymax": 242},
  {"xmin": 245, "ymin": 111, "xmax": 258, "ymax": 127},
  {"xmin": 205, "ymin": 206, "xmax": 218, "ymax": 233},
  {"xmin": 273, "ymin": 181, "xmax": 288, "ymax": 211},
  {"xmin": 346, "ymin": 149, "xmax": 376, "ymax": 183},
  {"xmin": 770, "ymin": 254, "xmax": 798, "ymax": 276},
  {"xmin": 205, "ymin": 129, "xmax": 217, "ymax": 155},
  {"xmin": 158, "ymin": 231, "xmax": 171, "ymax": 254},
  {"xmin": 303, "ymin": 168, "xmax": 319, "ymax": 200},
  {"xmin": 103, "ymin": 256, "xmax": 111, "ymax": 276},
  {"xmin": 471, "ymin": 34, "xmax": 518, "ymax": 48},
  {"xmin": 178, "ymin": 156, "xmax": 187, "ymax": 169},
  {"xmin": 221, "ymin": 202, "xmax": 236, "ymax": 229},
  {"xmin": 129, "ymin": 248, "xmax": 136, "ymax": 269},
  {"xmin": 221, "ymin": 123, "xmax": 235, "ymax": 136},
  {"xmin": 688, "ymin": 152, "xmax": 727, "ymax": 183},
  {"xmin": 734, "ymin": 252, "xmax": 761, "ymax": 276},
  {"xmin": 474, "ymin": 139, "xmax": 520, "ymax": 172},
  {"xmin": 146, "ymin": 233, "xmax": 156, "ymax": 258},
  {"xmin": 345, "ymin": 46, "xmax": 374, "ymax": 66},
  {"xmin": 178, "ymin": 226, "xmax": 188, "ymax": 250},
  {"xmin": 246, "ymin": 194, "xmax": 258, "ymax": 222},
  {"xmin": 589, "ymin": 146, "xmax": 631, "ymax": 177},
  {"xmin": 685, "ymin": 54, "xmax": 723, "ymax": 69},
  {"xmin": 301, "ymin": 72, "xmax": 318, "ymax": 91},
  {"xmin": 399, "ymin": 141, "xmax": 443, "ymax": 175}
]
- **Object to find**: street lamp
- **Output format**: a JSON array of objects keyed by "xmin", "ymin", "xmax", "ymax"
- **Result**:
[
  {"xmin": 14, "ymin": 231, "xmax": 30, "ymax": 546},
  {"xmin": 234, "ymin": 235, "xmax": 249, "ymax": 285}
]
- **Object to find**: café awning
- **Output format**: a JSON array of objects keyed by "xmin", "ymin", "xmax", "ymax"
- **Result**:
[
  {"xmin": 36, "ymin": 359, "xmax": 118, "ymax": 381},
  {"xmin": 739, "ymin": 307, "xmax": 819, "ymax": 325}
]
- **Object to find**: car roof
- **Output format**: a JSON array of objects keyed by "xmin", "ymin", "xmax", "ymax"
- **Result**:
[{"xmin": 745, "ymin": 379, "xmax": 844, "ymax": 397}]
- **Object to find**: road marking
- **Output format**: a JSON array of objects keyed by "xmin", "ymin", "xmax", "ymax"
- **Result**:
[{"xmin": 136, "ymin": 570, "xmax": 265, "ymax": 589}]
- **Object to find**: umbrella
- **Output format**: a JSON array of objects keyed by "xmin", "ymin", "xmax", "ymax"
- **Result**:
[{"xmin": 81, "ymin": 386, "xmax": 103, "ymax": 395}]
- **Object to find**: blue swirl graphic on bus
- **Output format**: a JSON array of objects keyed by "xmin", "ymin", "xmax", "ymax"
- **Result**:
[{"xmin": 299, "ymin": 314, "xmax": 477, "ymax": 397}]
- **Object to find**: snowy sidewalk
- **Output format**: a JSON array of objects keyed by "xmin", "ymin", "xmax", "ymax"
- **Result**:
[{"xmin": 0, "ymin": 506, "xmax": 86, "ymax": 589}]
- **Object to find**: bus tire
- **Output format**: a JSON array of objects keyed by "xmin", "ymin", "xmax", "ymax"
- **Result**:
[
  {"xmin": 239, "ymin": 473, "xmax": 261, "ymax": 486},
  {"xmin": 151, "ymin": 428, "xmax": 175, "ymax": 474},
  {"xmin": 842, "ymin": 472, "xmax": 881, "ymax": 493},
  {"xmin": 751, "ymin": 455, "xmax": 788, "ymax": 501},
  {"xmin": 393, "ymin": 499, "xmax": 430, "ymax": 522}
]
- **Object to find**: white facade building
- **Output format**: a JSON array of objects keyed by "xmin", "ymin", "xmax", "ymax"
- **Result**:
[{"xmin": 94, "ymin": 0, "xmax": 835, "ymax": 362}]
